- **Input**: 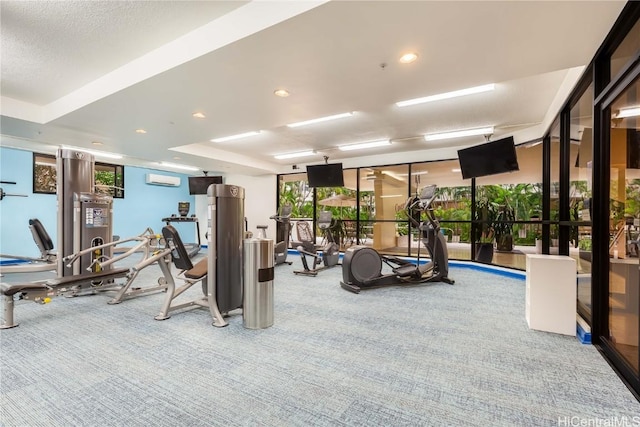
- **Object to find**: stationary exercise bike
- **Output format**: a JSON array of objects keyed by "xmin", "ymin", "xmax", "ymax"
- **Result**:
[
  {"xmin": 340, "ymin": 184, "xmax": 454, "ymax": 293},
  {"xmin": 294, "ymin": 211, "xmax": 340, "ymax": 277},
  {"xmin": 257, "ymin": 204, "xmax": 293, "ymax": 266}
]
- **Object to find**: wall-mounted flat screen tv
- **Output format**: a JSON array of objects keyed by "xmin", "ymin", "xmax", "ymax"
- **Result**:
[
  {"xmin": 457, "ymin": 136, "xmax": 519, "ymax": 180},
  {"xmin": 306, "ymin": 163, "xmax": 344, "ymax": 187},
  {"xmin": 188, "ymin": 176, "xmax": 223, "ymax": 195}
]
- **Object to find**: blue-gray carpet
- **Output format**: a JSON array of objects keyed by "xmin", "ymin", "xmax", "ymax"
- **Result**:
[{"xmin": 1, "ymin": 254, "xmax": 638, "ymax": 426}]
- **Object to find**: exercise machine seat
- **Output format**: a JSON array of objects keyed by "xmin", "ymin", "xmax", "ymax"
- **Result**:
[
  {"xmin": 29, "ymin": 218, "xmax": 54, "ymax": 252},
  {"xmin": 185, "ymin": 258, "xmax": 207, "ymax": 280},
  {"xmin": 0, "ymin": 267, "xmax": 129, "ymax": 297},
  {"xmin": 46, "ymin": 268, "xmax": 129, "ymax": 287}
]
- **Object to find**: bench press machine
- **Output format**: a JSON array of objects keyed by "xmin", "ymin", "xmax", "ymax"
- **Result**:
[{"xmin": 0, "ymin": 228, "xmax": 172, "ymax": 329}]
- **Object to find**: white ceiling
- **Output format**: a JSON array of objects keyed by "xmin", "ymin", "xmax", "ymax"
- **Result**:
[{"xmin": 0, "ymin": 1, "xmax": 627, "ymax": 177}]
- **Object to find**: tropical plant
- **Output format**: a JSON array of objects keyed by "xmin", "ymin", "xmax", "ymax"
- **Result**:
[
  {"xmin": 494, "ymin": 202, "xmax": 515, "ymax": 250},
  {"xmin": 474, "ymin": 197, "xmax": 496, "ymax": 243},
  {"xmin": 578, "ymin": 237, "xmax": 592, "ymax": 251}
]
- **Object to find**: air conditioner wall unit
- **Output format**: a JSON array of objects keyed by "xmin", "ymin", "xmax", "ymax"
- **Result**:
[{"xmin": 145, "ymin": 173, "xmax": 181, "ymax": 187}]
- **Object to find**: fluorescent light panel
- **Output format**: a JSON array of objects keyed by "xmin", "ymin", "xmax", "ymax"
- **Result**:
[
  {"xmin": 287, "ymin": 112, "xmax": 353, "ymax": 128},
  {"xmin": 424, "ymin": 126, "xmax": 494, "ymax": 142},
  {"xmin": 396, "ymin": 83, "xmax": 495, "ymax": 108},
  {"xmin": 338, "ymin": 140, "xmax": 391, "ymax": 151},
  {"xmin": 159, "ymin": 161, "xmax": 199, "ymax": 171},
  {"xmin": 397, "ymin": 171, "xmax": 428, "ymax": 176},
  {"xmin": 211, "ymin": 131, "xmax": 261, "ymax": 143},
  {"xmin": 616, "ymin": 107, "xmax": 640, "ymax": 118},
  {"xmin": 273, "ymin": 150, "xmax": 315, "ymax": 160},
  {"xmin": 62, "ymin": 146, "xmax": 123, "ymax": 159}
]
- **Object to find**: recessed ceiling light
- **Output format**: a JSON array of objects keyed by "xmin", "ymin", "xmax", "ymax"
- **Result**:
[
  {"xmin": 192, "ymin": 112, "xmax": 206, "ymax": 119},
  {"xmin": 424, "ymin": 126, "xmax": 494, "ymax": 142},
  {"xmin": 273, "ymin": 150, "xmax": 316, "ymax": 160},
  {"xmin": 274, "ymin": 89, "xmax": 290, "ymax": 97},
  {"xmin": 337, "ymin": 140, "xmax": 391, "ymax": 151},
  {"xmin": 396, "ymin": 83, "xmax": 495, "ymax": 108},
  {"xmin": 211, "ymin": 131, "xmax": 261, "ymax": 143},
  {"xmin": 159, "ymin": 161, "xmax": 199, "ymax": 171},
  {"xmin": 286, "ymin": 112, "xmax": 354, "ymax": 128},
  {"xmin": 399, "ymin": 52, "xmax": 418, "ymax": 64},
  {"xmin": 135, "ymin": 129, "xmax": 147, "ymax": 134},
  {"xmin": 91, "ymin": 141, "xmax": 103, "ymax": 146}
]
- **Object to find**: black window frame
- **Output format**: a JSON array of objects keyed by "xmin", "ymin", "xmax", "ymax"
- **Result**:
[{"xmin": 32, "ymin": 152, "xmax": 125, "ymax": 198}]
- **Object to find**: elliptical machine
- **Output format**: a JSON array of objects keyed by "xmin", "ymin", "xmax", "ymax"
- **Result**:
[
  {"xmin": 257, "ymin": 204, "xmax": 293, "ymax": 266},
  {"xmin": 340, "ymin": 184, "xmax": 454, "ymax": 293},
  {"xmin": 294, "ymin": 211, "xmax": 340, "ymax": 277}
]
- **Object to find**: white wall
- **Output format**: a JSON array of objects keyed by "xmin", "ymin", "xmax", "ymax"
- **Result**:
[
  {"xmin": 194, "ymin": 174, "xmax": 277, "ymax": 245},
  {"xmin": 229, "ymin": 174, "xmax": 277, "ymax": 237}
]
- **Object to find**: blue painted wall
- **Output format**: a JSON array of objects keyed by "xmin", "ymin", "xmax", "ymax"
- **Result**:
[{"xmin": 0, "ymin": 147, "xmax": 195, "ymax": 257}]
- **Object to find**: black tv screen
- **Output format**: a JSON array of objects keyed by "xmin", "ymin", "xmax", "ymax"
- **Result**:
[
  {"xmin": 188, "ymin": 176, "xmax": 223, "ymax": 195},
  {"xmin": 457, "ymin": 136, "xmax": 519, "ymax": 179},
  {"xmin": 306, "ymin": 163, "xmax": 344, "ymax": 187}
]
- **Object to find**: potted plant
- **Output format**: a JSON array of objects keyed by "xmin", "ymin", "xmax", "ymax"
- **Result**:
[
  {"xmin": 474, "ymin": 198, "xmax": 496, "ymax": 263},
  {"xmin": 494, "ymin": 202, "xmax": 515, "ymax": 252}
]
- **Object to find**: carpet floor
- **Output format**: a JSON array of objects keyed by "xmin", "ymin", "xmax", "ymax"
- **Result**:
[{"xmin": 1, "ymin": 253, "xmax": 638, "ymax": 426}]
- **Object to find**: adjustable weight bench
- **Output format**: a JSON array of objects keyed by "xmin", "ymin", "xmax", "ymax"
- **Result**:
[
  {"xmin": 1, "ymin": 268, "xmax": 129, "ymax": 329},
  {"xmin": 0, "ymin": 227, "xmax": 175, "ymax": 329}
]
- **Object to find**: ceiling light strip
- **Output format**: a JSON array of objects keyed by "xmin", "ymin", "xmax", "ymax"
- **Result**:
[
  {"xmin": 211, "ymin": 131, "xmax": 261, "ymax": 143},
  {"xmin": 396, "ymin": 83, "xmax": 495, "ymax": 108},
  {"xmin": 62, "ymin": 146, "xmax": 123, "ymax": 159},
  {"xmin": 616, "ymin": 106, "xmax": 640, "ymax": 118},
  {"xmin": 424, "ymin": 126, "xmax": 494, "ymax": 142},
  {"xmin": 337, "ymin": 140, "xmax": 391, "ymax": 151},
  {"xmin": 159, "ymin": 161, "xmax": 199, "ymax": 171},
  {"xmin": 273, "ymin": 150, "xmax": 315, "ymax": 160},
  {"xmin": 286, "ymin": 112, "xmax": 354, "ymax": 128}
]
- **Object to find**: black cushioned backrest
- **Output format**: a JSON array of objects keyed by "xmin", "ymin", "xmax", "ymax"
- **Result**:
[
  {"xmin": 162, "ymin": 225, "xmax": 194, "ymax": 271},
  {"xmin": 29, "ymin": 218, "xmax": 54, "ymax": 251}
]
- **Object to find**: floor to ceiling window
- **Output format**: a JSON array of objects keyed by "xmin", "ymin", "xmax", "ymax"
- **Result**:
[
  {"xmin": 571, "ymin": 83, "xmax": 595, "ymax": 322},
  {"xmin": 606, "ymin": 74, "xmax": 639, "ymax": 375}
]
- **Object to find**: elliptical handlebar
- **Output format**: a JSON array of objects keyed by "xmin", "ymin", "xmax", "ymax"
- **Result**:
[
  {"xmin": 270, "ymin": 203, "xmax": 293, "ymax": 221},
  {"xmin": 404, "ymin": 185, "xmax": 440, "ymax": 232}
]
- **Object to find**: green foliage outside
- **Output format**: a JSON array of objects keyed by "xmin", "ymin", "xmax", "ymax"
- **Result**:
[
  {"xmin": 34, "ymin": 163, "xmax": 124, "ymax": 198},
  {"xmin": 278, "ymin": 176, "xmax": 640, "ymax": 248}
]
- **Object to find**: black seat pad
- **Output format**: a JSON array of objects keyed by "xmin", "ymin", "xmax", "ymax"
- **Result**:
[
  {"xmin": 45, "ymin": 268, "xmax": 129, "ymax": 287},
  {"xmin": 1, "ymin": 282, "xmax": 50, "ymax": 296},
  {"xmin": 1, "ymin": 268, "xmax": 130, "ymax": 297}
]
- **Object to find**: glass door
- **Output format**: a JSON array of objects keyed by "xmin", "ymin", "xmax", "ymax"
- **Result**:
[{"xmin": 606, "ymin": 73, "xmax": 639, "ymax": 376}]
